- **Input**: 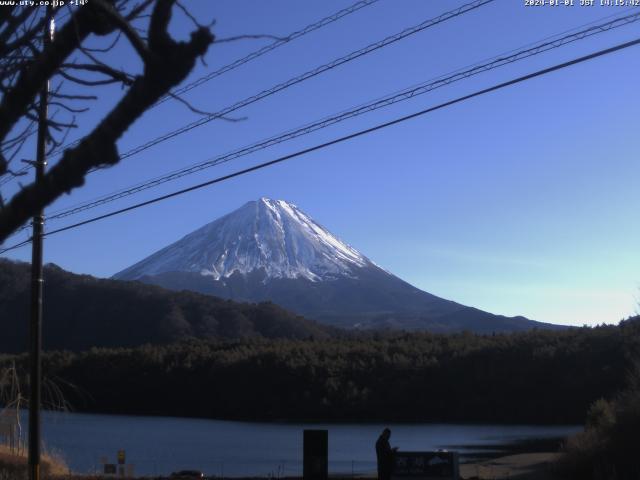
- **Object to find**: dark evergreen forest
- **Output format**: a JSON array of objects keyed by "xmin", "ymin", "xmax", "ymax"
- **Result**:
[
  {"xmin": 0, "ymin": 259, "xmax": 331, "ymax": 353},
  {"xmin": 2, "ymin": 318, "xmax": 638, "ymax": 424}
]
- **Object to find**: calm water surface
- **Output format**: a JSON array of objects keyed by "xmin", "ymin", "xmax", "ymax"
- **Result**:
[{"xmin": 32, "ymin": 411, "xmax": 580, "ymax": 476}]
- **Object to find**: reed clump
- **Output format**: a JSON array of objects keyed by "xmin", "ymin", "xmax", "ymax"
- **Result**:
[
  {"xmin": 0, "ymin": 444, "xmax": 69, "ymax": 480},
  {"xmin": 557, "ymin": 372, "xmax": 640, "ymax": 479}
]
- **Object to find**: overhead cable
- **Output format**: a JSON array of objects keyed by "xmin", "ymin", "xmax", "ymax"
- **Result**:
[
  {"xmin": 0, "ymin": 34, "xmax": 631, "ymax": 252},
  {"xmin": 47, "ymin": 0, "xmax": 495, "ymax": 163},
  {"xmin": 43, "ymin": 10, "xmax": 640, "ymax": 222},
  {"xmin": 42, "ymin": 0, "xmax": 381, "ymax": 159}
]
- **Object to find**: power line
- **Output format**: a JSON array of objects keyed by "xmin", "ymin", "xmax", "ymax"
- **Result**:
[
  {"xmin": 3, "ymin": 8, "xmax": 637, "ymax": 246},
  {"xmin": 42, "ymin": 0, "xmax": 381, "ymax": 159},
  {"xmin": 17, "ymin": 0, "xmax": 495, "ymax": 226},
  {"xmin": 0, "ymin": 0, "xmax": 380, "ymax": 188},
  {"xmin": 0, "ymin": 6, "xmax": 71, "ymax": 182},
  {"xmin": 42, "ymin": 10, "xmax": 640, "ymax": 223},
  {"xmin": 116, "ymin": 0, "xmax": 495, "ymax": 161},
  {"xmin": 156, "ymin": 0, "xmax": 380, "ymax": 106},
  {"xmin": 5, "ymin": 2, "xmax": 630, "ymax": 191},
  {"xmin": 47, "ymin": 0, "xmax": 495, "ymax": 165},
  {"xmin": 1, "ymin": 34, "xmax": 635, "ymax": 252},
  {"xmin": 0, "ymin": 237, "xmax": 32, "ymax": 255},
  {"xmin": 0, "ymin": 164, "xmax": 31, "ymax": 187}
]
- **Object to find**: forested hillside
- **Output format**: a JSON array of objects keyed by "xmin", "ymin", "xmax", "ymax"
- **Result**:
[
  {"xmin": 2, "ymin": 318, "xmax": 638, "ymax": 424},
  {"xmin": 0, "ymin": 259, "xmax": 330, "ymax": 353}
]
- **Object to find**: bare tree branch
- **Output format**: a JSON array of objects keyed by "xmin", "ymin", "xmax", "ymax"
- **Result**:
[
  {"xmin": 49, "ymin": 92, "xmax": 98, "ymax": 101},
  {"xmin": 79, "ymin": 30, "xmax": 122, "ymax": 53},
  {"xmin": 0, "ymin": 0, "xmax": 214, "ymax": 242},
  {"xmin": 48, "ymin": 101, "xmax": 89, "ymax": 114},
  {"xmin": 0, "ymin": 6, "xmax": 96, "ymax": 172},
  {"xmin": 91, "ymin": 0, "xmax": 151, "ymax": 62},
  {"xmin": 58, "ymin": 68, "xmax": 124, "ymax": 86},
  {"xmin": 61, "ymin": 63, "xmax": 135, "ymax": 85},
  {"xmin": 125, "ymin": 0, "xmax": 156, "ymax": 22},
  {"xmin": 175, "ymin": 0, "xmax": 213, "ymax": 29},
  {"xmin": 0, "ymin": 8, "xmax": 37, "ymax": 49},
  {"xmin": 166, "ymin": 91, "xmax": 246, "ymax": 121}
]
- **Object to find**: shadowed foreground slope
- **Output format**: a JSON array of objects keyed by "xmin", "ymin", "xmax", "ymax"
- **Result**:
[{"xmin": 0, "ymin": 259, "xmax": 330, "ymax": 353}]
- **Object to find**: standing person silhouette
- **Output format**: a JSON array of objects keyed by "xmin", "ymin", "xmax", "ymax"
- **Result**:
[{"xmin": 375, "ymin": 428, "xmax": 397, "ymax": 480}]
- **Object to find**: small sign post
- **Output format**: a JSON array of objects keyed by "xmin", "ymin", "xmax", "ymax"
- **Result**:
[
  {"xmin": 102, "ymin": 452, "xmax": 131, "ymax": 478},
  {"xmin": 303, "ymin": 429, "xmax": 328, "ymax": 480}
]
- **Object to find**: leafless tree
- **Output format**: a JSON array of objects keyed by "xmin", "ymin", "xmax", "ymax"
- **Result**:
[
  {"xmin": 1, "ymin": 362, "xmax": 74, "ymax": 456},
  {"xmin": 0, "ymin": 0, "xmax": 214, "ymax": 243},
  {"xmin": 0, "ymin": 363, "xmax": 26, "ymax": 455}
]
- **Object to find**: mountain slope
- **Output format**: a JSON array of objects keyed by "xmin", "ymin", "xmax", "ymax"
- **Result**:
[
  {"xmin": 0, "ymin": 259, "xmax": 330, "ymax": 353},
  {"xmin": 114, "ymin": 198, "xmax": 561, "ymax": 333},
  {"xmin": 114, "ymin": 198, "xmax": 370, "ymax": 282}
]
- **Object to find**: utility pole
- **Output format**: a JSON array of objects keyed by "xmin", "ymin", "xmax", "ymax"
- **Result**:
[{"xmin": 29, "ymin": 7, "xmax": 53, "ymax": 480}]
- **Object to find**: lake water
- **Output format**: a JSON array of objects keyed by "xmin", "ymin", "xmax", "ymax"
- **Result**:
[{"xmin": 29, "ymin": 411, "xmax": 581, "ymax": 477}]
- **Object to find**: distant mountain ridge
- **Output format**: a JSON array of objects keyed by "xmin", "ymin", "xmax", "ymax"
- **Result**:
[{"xmin": 114, "ymin": 198, "xmax": 563, "ymax": 333}]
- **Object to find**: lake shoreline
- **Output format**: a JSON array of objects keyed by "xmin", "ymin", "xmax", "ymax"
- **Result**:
[
  {"xmin": 3, "ymin": 441, "xmax": 568, "ymax": 480},
  {"xmin": 26, "ymin": 410, "xmax": 582, "ymax": 477},
  {"xmin": 37, "ymin": 407, "xmax": 583, "ymax": 428},
  {"xmin": 454, "ymin": 435, "xmax": 568, "ymax": 462},
  {"xmin": 2, "ymin": 455, "xmax": 564, "ymax": 480}
]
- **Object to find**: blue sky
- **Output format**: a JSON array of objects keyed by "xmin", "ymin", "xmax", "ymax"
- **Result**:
[{"xmin": 2, "ymin": 0, "xmax": 639, "ymax": 326}]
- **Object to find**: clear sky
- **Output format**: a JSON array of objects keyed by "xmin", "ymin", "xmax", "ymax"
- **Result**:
[{"xmin": 2, "ymin": 0, "xmax": 639, "ymax": 326}]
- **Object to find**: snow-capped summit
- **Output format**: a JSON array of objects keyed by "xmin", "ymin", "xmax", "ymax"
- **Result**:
[
  {"xmin": 114, "ymin": 198, "xmax": 554, "ymax": 333},
  {"xmin": 114, "ymin": 198, "xmax": 371, "ymax": 282}
]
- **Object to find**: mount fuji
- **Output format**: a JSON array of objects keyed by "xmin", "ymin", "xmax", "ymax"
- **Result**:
[{"xmin": 114, "ymin": 198, "xmax": 557, "ymax": 333}]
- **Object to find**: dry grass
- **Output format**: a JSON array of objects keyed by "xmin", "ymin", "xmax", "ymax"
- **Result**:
[
  {"xmin": 460, "ymin": 452, "xmax": 562, "ymax": 480},
  {"xmin": 555, "ymin": 396, "xmax": 640, "ymax": 479},
  {"xmin": 0, "ymin": 443, "xmax": 69, "ymax": 479}
]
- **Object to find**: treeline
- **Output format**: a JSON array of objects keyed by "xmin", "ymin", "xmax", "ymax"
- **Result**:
[
  {"xmin": 0, "ymin": 259, "xmax": 331, "ymax": 353},
  {"xmin": 2, "ymin": 317, "xmax": 639, "ymax": 424},
  {"xmin": 559, "ymin": 372, "xmax": 640, "ymax": 479}
]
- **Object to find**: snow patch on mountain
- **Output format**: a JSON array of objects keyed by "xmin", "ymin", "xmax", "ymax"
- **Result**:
[{"xmin": 113, "ymin": 198, "xmax": 371, "ymax": 282}]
